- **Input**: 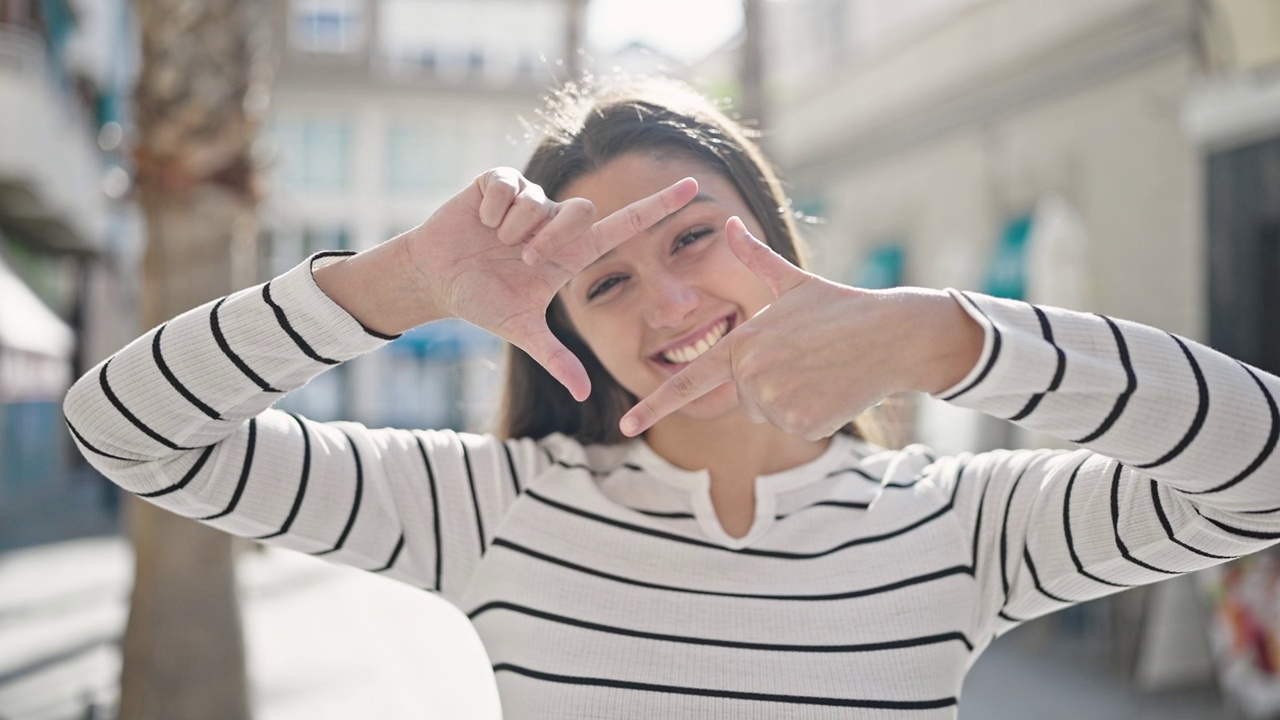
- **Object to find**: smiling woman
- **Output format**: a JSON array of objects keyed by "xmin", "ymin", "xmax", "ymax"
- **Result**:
[{"xmin": 63, "ymin": 77, "xmax": 1280, "ymax": 719}]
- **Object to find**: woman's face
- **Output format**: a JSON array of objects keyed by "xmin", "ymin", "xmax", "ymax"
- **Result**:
[{"xmin": 558, "ymin": 152, "xmax": 778, "ymax": 422}]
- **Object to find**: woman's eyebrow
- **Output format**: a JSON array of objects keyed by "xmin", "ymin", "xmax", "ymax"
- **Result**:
[
  {"xmin": 648, "ymin": 191, "xmax": 715, "ymax": 234},
  {"xmin": 587, "ymin": 192, "xmax": 717, "ymax": 268}
]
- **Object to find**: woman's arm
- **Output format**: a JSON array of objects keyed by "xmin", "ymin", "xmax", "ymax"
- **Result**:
[
  {"xmin": 619, "ymin": 216, "xmax": 984, "ymax": 438},
  {"xmin": 934, "ymin": 290, "xmax": 1279, "ymax": 641},
  {"xmin": 63, "ymin": 252, "xmax": 550, "ymax": 599},
  {"xmin": 63, "ymin": 167, "xmax": 697, "ymax": 601},
  {"xmin": 311, "ymin": 167, "xmax": 697, "ymax": 401},
  {"xmin": 618, "ymin": 218, "xmax": 1280, "ymax": 645}
]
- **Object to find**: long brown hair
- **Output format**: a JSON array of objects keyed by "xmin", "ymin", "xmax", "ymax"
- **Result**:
[{"xmin": 499, "ymin": 79, "xmax": 873, "ymax": 445}]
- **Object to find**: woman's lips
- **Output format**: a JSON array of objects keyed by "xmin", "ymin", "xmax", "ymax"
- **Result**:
[{"xmin": 650, "ymin": 314, "xmax": 735, "ymax": 367}]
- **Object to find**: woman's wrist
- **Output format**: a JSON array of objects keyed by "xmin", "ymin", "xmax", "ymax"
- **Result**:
[
  {"xmin": 312, "ymin": 235, "xmax": 447, "ymax": 335},
  {"xmin": 892, "ymin": 288, "xmax": 985, "ymax": 395}
]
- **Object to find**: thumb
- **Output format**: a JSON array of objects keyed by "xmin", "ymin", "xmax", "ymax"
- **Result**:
[
  {"xmin": 510, "ymin": 318, "xmax": 592, "ymax": 402},
  {"xmin": 725, "ymin": 216, "xmax": 809, "ymax": 297}
]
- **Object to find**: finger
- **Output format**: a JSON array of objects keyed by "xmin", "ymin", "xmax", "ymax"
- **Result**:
[
  {"xmin": 736, "ymin": 376, "xmax": 769, "ymax": 424},
  {"xmin": 476, "ymin": 168, "xmax": 523, "ymax": 229},
  {"xmin": 496, "ymin": 183, "xmax": 554, "ymax": 247},
  {"xmin": 725, "ymin": 216, "xmax": 810, "ymax": 297},
  {"xmin": 510, "ymin": 321, "xmax": 592, "ymax": 402},
  {"xmin": 531, "ymin": 177, "xmax": 699, "ymax": 274},
  {"xmin": 802, "ymin": 422, "xmax": 842, "ymax": 442},
  {"xmin": 521, "ymin": 197, "xmax": 596, "ymax": 265},
  {"xmin": 742, "ymin": 398, "xmax": 768, "ymax": 424},
  {"xmin": 619, "ymin": 340, "xmax": 734, "ymax": 437}
]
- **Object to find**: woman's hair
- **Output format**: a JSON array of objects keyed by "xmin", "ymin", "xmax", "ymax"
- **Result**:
[{"xmin": 499, "ymin": 78, "xmax": 876, "ymax": 445}]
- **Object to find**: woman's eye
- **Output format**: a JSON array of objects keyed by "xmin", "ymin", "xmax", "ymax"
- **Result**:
[
  {"xmin": 587, "ymin": 275, "xmax": 625, "ymax": 300},
  {"xmin": 673, "ymin": 227, "xmax": 713, "ymax": 253}
]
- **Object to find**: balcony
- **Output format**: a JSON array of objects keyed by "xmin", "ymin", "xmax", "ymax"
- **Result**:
[{"xmin": 0, "ymin": 25, "xmax": 107, "ymax": 255}]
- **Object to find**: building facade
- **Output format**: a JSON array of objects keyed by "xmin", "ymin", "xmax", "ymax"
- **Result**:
[
  {"xmin": 0, "ymin": 0, "xmax": 137, "ymax": 548},
  {"xmin": 762, "ymin": 0, "xmax": 1208, "ymax": 455},
  {"xmin": 266, "ymin": 0, "xmax": 574, "ymax": 431},
  {"xmin": 760, "ymin": 0, "xmax": 1280, "ymax": 703}
]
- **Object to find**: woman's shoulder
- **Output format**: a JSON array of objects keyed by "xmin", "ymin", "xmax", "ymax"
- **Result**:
[
  {"xmin": 855, "ymin": 438, "xmax": 933, "ymax": 469},
  {"xmin": 856, "ymin": 441, "xmax": 959, "ymax": 496},
  {"xmin": 528, "ymin": 432, "xmax": 636, "ymax": 477}
]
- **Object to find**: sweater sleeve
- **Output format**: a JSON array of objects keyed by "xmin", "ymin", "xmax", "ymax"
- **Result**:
[
  {"xmin": 62, "ymin": 252, "xmax": 549, "ymax": 604},
  {"xmin": 931, "ymin": 290, "xmax": 1280, "ymax": 643}
]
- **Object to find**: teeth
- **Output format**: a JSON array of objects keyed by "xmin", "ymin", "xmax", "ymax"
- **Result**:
[{"xmin": 661, "ymin": 319, "xmax": 729, "ymax": 364}]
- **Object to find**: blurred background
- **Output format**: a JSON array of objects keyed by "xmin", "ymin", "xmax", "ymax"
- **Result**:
[{"xmin": 1, "ymin": 0, "xmax": 1279, "ymax": 718}]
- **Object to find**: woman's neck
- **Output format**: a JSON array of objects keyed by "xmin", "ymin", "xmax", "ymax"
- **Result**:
[
  {"xmin": 644, "ymin": 411, "xmax": 831, "ymax": 489},
  {"xmin": 643, "ymin": 411, "xmax": 830, "ymax": 539}
]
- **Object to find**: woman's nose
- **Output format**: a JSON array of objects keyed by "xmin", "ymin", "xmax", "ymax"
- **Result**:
[{"xmin": 642, "ymin": 275, "xmax": 698, "ymax": 328}]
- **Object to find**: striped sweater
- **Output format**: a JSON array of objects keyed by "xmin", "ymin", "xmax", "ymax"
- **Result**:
[{"xmin": 64, "ymin": 253, "xmax": 1280, "ymax": 719}]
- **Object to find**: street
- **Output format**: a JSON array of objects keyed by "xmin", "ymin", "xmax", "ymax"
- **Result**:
[{"xmin": 0, "ymin": 536, "xmax": 1223, "ymax": 720}]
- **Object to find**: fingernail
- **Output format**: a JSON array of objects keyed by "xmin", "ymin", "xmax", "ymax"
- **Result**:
[
  {"xmin": 522, "ymin": 246, "xmax": 542, "ymax": 265},
  {"xmin": 620, "ymin": 416, "xmax": 638, "ymax": 436}
]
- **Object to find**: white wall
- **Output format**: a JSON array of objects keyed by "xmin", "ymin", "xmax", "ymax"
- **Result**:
[
  {"xmin": 764, "ymin": 0, "xmax": 1206, "ymax": 453},
  {"xmin": 801, "ymin": 54, "xmax": 1203, "ymax": 337}
]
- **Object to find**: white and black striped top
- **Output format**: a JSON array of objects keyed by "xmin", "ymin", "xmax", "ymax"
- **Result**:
[{"xmin": 64, "ymin": 253, "xmax": 1280, "ymax": 719}]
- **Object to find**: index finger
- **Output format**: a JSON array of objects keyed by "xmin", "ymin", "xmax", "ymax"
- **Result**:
[
  {"xmin": 619, "ymin": 339, "xmax": 733, "ymax": 437},
  {"xmin": 532, "ymin": 177, "xmax": 699, "ymax": 275}
]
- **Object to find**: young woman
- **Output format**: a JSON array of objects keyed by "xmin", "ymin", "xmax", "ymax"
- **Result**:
[{"xmin": 65, "ymin": 80, "xmax": 1280, "ymax": 718}]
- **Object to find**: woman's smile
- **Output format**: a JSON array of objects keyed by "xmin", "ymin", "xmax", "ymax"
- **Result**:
[{"xmin": 651, "ymin": 313, "xmax": 734, "ymax": 367}]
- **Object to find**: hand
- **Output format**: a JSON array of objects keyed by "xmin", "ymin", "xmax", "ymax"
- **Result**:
[
  {"xmin": 619, "ymin": 218, "xmax": 983, "ymax": 439},
  {"xmin": 404, "ymin": 167, "xmax": 699, "ymax": 401}
]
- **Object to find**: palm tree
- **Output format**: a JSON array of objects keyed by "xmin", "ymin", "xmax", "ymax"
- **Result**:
[{"xmin": 120, "ymin": 0, "xmax": 273, "ymax": 716}]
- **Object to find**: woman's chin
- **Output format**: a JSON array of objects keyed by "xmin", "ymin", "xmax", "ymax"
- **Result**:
[{"xmin": 667, "ymin": 382, "xmax": 741, "ymax": 422}]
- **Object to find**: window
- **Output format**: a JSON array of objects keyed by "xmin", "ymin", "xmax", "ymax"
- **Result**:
[
  {"xmin": 385, "ymin": 120, "xmax": 464, "ymax": 195},
  {"xmin": 983, "ymin": 214, "xmax": 1032, "ymax": 300},
  {"xmin": 380, "ymin": 320, "xmax": 503, "ymax": 430},
  {"xmin": 290, "ymin": 0, "xmax": 364, "ymax": 54},
  {"xmin": 377, "ymin": 0, "xmax": 561, "ymax": 84},
  {"xmin": 274, "ymin": 118, "xmax": 352, "ymax": 193},
  {"xmin": 854, "ymin": 244, "xmax": 906, "ymax": 289}
]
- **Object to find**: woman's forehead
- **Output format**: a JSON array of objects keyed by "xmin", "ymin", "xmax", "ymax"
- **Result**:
[{"xmin": 560, "ymin": 153, "xmax": 728, "ymax": 210}]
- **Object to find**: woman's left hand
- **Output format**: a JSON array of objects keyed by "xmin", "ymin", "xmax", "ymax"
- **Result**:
[{"xmin": 618, "ymin": 217, "xmax": 984, "ymax": 440}]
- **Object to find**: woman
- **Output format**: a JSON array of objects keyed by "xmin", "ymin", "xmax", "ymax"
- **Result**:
[{"xmin": 65, "ymin": 80, "xmax": 1280, "ymax": 718}]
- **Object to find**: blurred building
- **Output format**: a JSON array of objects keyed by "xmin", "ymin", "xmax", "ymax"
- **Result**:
[
  {"xmin": 265, "ymin": 0, "xmax": 577, "ymax": 431},
  {"xmin": 760, "ymin": 0, "xmax": 1204, "ymax": 454},
  {"xmin": 1181, "ymin": 2, "xmax": 1280, "ymax": 716},
  {"xmin": 755, "ymin": 0, "xmax": 1280, "ymax": 713},
  {"xmin": 756, "ymin": 0, "xmax": 1276, "ymax": 456},
  {"xmin": 0, "ymin": 0, "xmax": 138, "ymax": 548}
]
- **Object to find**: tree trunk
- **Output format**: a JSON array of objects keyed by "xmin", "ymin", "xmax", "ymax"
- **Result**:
[
  {"xmin": 740, "ymin": 0, "xmax": 766, "ymax": 139},
  {"xmin": 120, "ymin": 1, "xmax": 272, "ymax": 717}
]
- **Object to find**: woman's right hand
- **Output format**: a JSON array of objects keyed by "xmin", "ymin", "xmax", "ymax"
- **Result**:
[
  {"xmin": 618, "ymin": 218, "xmax": 983, "ymax": 440},
  {"xmin": 314, "ymin": 167, "xmax": 698, "ymax": 402}
]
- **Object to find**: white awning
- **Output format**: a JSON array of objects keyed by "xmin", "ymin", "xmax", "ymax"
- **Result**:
[{"xmin": 0, "ymin": 251, "xmax": 74, "ymax": 359}]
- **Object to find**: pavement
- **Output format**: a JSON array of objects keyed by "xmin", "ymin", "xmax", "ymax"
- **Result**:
[
  {"xmin": 0, "ymin": 536, "xmax": 498, "ymax": 720},
  {"xmin": 960, "ymin": 614, "xmax": 1224, "ymax": 720},
  {"xmin": 0, "ymin": 535, "xmax": 1225, "ymax": 720}
]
